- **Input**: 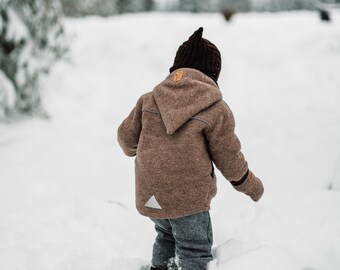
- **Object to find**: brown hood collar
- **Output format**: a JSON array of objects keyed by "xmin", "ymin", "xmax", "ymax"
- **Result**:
[{"xmin": 153, "ymin": 68, "xmax": 223, "ymax": 135}]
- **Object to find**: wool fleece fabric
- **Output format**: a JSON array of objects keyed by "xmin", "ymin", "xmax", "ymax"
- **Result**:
[{"xmin": 118, "ymin": 68, "xmax": 263, "ymax": 219}]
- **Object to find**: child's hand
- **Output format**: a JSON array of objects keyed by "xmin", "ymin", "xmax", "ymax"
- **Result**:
[{"xmin": 232, "ymin": 170, "xmax": 264, "ymax": 202}]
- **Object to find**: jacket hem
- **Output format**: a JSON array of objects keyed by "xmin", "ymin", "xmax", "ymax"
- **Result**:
[{"xmin": 137, "ymin": 206, "xmax": 211, "ymax": 219}]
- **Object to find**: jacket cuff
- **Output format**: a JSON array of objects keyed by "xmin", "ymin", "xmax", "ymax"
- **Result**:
[
  {"xmin": 232, "ymin": 170, "xmax": 264, "ymax": 202},
  {"xmin": 231, "ymin": 169, "xmax": 249, "ymax": 186}
]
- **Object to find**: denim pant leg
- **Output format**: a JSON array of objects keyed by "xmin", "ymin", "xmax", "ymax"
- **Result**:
[
  {"xmin": 170, "ymin": 211, "xmax": 213, "ymax": 270},
  {"xmin": 151, "ymin": 218, "xmax": 176, "ymax": 269}
]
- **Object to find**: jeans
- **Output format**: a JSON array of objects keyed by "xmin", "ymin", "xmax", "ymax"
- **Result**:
[{"xmin": 150, "ymin": 211, "xmax": 213, "ymax": 270}]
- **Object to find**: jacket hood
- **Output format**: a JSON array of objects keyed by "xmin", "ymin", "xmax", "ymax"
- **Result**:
[{"xmin": 153, "ymin": 68, "xmax": 223, "ymax": 135}]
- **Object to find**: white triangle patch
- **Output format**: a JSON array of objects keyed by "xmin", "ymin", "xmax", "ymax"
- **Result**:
[{"xmin": 145, "ymin": 195, "xmax": 162, "ymax": 209}]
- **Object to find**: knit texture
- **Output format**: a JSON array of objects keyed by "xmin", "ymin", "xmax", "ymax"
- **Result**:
[
  {"xmin": 118, "ymin": 68, "xmax": 259, "ymax": 219},
  {"xmin": 169, "ymin": 27, "xmax": 221, "ymax": 83}
]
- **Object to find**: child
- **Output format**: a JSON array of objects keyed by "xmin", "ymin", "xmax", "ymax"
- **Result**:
[{"xmin": 117, "ymin": 27, "xmax": 264, "ymax": 270}]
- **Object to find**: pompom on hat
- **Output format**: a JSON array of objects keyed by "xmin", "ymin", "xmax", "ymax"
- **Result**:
[{"xmin": 169, "ymin": 27, "xmax": 221, "ymax": 83}]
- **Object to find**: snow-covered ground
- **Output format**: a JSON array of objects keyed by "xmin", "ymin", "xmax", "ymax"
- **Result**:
[{"xmin": 1, "ymin": 11, "xmax": 340, "ymax": 270}]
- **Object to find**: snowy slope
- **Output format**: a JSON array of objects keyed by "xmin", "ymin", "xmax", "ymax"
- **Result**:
[{"xmin": 1, "ymin": 11, "xmax": 340, "ymax": 270}]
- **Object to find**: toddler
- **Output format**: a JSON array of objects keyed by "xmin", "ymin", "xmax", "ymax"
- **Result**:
[{"xmin": 117, "ymin": 27, "xmax": 264, "ymax": 270}]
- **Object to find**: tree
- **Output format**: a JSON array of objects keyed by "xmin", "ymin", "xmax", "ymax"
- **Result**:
[
  {"xmin": 219, "ymin": 0, "xmax": 251, "ymax": 12},
  {"xmin": 251, "ymin": 0, "xmax": 315, "ymax": 11},
  {"xmin": 144, "ymin": 0, "xmax": 155, "ymax": 12},
  {"xmin": 116, "ymin": 0, "xmax": 132, "ymax": 14},
  {"xmin": 0, "ymin": 0, "xmax": 68, "ymax": 118},
  {"xmin": 61, "ymin": 0, "xmax": 118, "ymax": 17},
  {"xmin": 176, "ymin": 0, "xmax": 212, "ymax": 12}
]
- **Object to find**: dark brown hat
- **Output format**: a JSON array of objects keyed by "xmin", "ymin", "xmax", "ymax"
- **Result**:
[{"xmin": 169, "ymin": 27, "xmax": 221, "ymax": 83}]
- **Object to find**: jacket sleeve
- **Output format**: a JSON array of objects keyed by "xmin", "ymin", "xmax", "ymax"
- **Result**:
[
  {"xmin": 205, "ymin": 103, "xmax": 248, "ymax": 182},
  {"xmin": 206, "ymin": 103, "xmax": 264, "ymax": 202},
  {"xmin": 117, "ymin": 96, "xmax": 143, "ymax": 157}
]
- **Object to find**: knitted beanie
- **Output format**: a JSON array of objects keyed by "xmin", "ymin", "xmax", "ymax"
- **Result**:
[{"xmin": 169, "ymin": 27, "xmax": 221, "ymax": 83}]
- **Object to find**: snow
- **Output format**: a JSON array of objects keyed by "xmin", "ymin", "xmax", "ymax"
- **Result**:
[
  {"xmin": 1, "ymin": 11, "xmax": 340, "ymax": 270},
  {"xmin": 5, "ymin": 8, "xmax": 29, "ymax": 42}
]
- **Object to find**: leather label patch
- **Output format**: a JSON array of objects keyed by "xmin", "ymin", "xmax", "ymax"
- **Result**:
[{"xmin": 173, "ymin": 70, "xmax": 183, "ymax": 82}]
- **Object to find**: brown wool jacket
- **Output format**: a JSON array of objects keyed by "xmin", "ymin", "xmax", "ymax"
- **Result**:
[{"xmin": 118, "ymin": 68, "xmax": 263, "ymax": 219}]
